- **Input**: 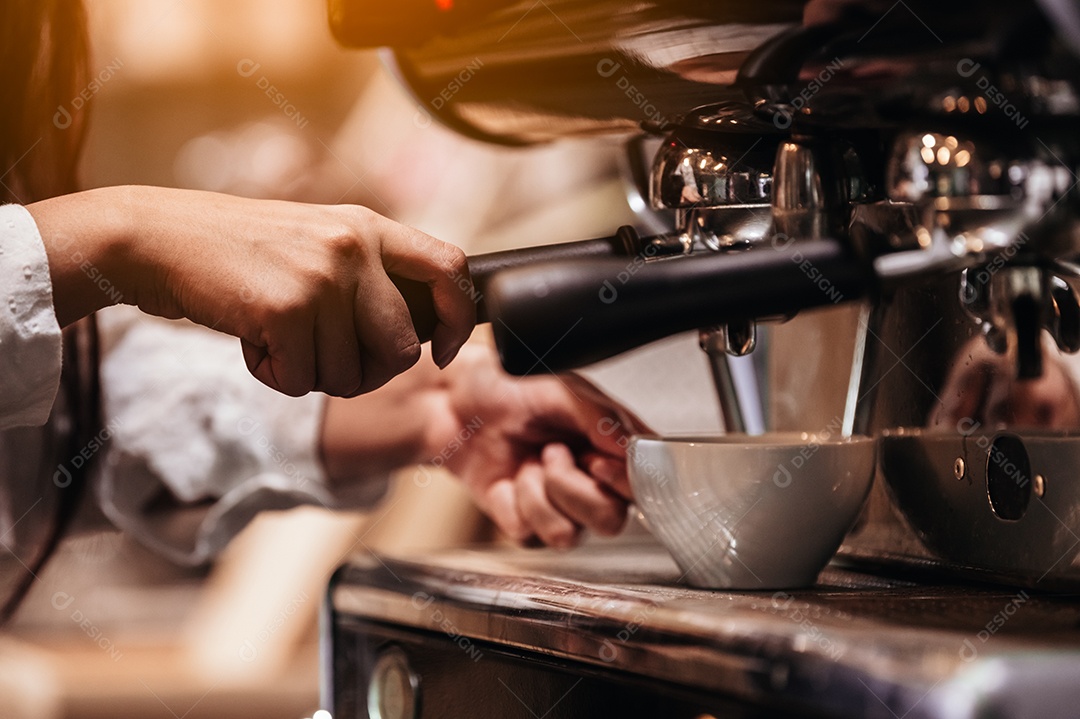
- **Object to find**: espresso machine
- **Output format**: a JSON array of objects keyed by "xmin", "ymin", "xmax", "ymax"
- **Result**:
[{"xmin": 323, "ymin": 1, "xmax": 1080, "ymax": 716}]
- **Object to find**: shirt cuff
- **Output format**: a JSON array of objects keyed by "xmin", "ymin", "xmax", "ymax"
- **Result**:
[{"xmin": 0, "ymin": 205, "xmax": 62, "ymax": 430}]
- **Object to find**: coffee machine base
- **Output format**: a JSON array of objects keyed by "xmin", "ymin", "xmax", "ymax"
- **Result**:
[{"xmin": 324, "ymin": 538, "xmax": 1080, "ymax": 719}]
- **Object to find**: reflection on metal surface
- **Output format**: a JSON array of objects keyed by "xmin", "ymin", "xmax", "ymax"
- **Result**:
[
  {"xmin": 880, "ymin": 130, "xmax": 1075, "ymax": 282},
  {"xmin": 860, "ymin": 275, "xmax": 1080, "ymax": 434},
  {"xmin": 875, "ymin": 430, "xmax": 1080, "ymax": 582},
  {"xmin": 772, "ymin": 139, "xmax": 834, "ymax": 239},
  {"xmin": 840, "ymin": 266, "xmax": 1080, "ymax": 584},
  {"xmin": 699, "ymin": 327, "xmax": 767, "ymax": 435},
  {"xmin": 652, "ymin": 105, "xmax": 781, "ymax": 432},
  {"xmin": 376, "ymin": 0, "xmax": 803, "ymax": 144},
  {"xmin": 651, "ymin": 119, "xmax": 778, "ymax": 210}
]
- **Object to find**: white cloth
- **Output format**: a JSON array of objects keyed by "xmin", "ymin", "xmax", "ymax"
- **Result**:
[
  {"xmin": 94, "ymin": 306, "xmax": 388, "ymax": 565},
  {"xmin": 0, "ymin": 205, "xmax": 62, "ymax": 430}
]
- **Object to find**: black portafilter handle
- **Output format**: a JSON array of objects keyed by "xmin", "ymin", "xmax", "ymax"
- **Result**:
[
  {"xmin": 485, "ymin": 239, "xmax": 872, "ymax": 376},
  {"xmin": 390, "ymin": 230, "xmax": 871, "ymax": 376},
  {"xmin": 389, "ymin": 226, "xmax": 676, "ymax": 341}
]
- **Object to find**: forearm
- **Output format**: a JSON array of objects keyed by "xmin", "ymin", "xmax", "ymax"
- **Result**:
[
  {"xmin": 319, "ymin": 343, "xmax": 463, "ymax": 484},
  {"xmin": 26, "ymin": 186, "xmax": 139, "ymax": 328}
]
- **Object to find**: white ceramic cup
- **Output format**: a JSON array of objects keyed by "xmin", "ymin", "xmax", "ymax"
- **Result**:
[{"xmin": 628, "ymin": 433, "xmax": 876, "ymax": 589}]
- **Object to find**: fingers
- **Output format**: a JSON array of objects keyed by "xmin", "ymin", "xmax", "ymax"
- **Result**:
[
  {"xmin": 240, "ymin": 314, "xmax": 317, "ymax": 397},
  {"xmin": 564, "ymin": 373, "xmax": 652, "ymax": 435},
  {"xmin": 233, "ymin": 205, "xmax": 474, "ymax": 397},
  {"xmin": 313, "ymin": 304, "xmax": 363, "ymax": 397},
  {"xmin": 351, "ymin": 271, "xmax": 422, "ymax": 393},
  {"xmin": 242, "ymin": 274, "xmax": 417, "ymax": 397},
  {"xmin": 582, "ymin": 452, "xmax": 633, "ymax": 501},
  {"xmin": 542, "ymin": 444, "xmax": 628, "ymax": 536},
  {"xmin": 379, "ymin": 222, "xmax": 476, "ymax": 368},
  {"xmin": 515, "ymin": 375, "xmax": 651, "ymax": 460},
  {"xmin": 573, "ymin": 385, "xmax": 651, "ymax": 459},
  {"xmin": 237, "ymin": 205, "xmax": 476, "ymax": 398},
  {"xmin": 514, "ymin": 459, "xmax": 582, "ymax": 549},
  {"xmin": 481, "ymin": 478, "xmax": 533, "ymax": 544},
  {"xmin": 482, "ymin": 445, "xmax": 631, "ymax": 549}
]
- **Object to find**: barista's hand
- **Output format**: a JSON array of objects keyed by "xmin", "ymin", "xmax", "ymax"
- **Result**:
[
  {"xmin": 29, "ymin": 185, "xmax": 474, "ymax": 396},
  {"xmin": 432, "ymin": 343, "xmax": 645, "ymax": 547}
]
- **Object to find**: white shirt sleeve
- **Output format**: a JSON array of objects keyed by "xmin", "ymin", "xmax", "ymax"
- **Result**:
[
  {"xmin": 0, "ymin": 205, "xmax": 63, "ymax": 430},
  {"xmin": 94, "ymin": 306, "xmax": 389, "ymax": 566}
]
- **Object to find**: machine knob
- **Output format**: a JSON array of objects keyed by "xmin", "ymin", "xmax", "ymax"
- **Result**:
[{"xmin": 367, "ymin": 646, "xmax": 419, "ymax": 719}]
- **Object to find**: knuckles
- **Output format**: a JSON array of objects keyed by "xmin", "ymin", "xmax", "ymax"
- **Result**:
[
  {"xmin": 321, "ymin": 224, "xmax": 370, "ymax": 266},
  {"xmin": 438, "ymin": 244, "xmax": 469, "ymax": 280},
  {"xmin": 255, "ymin": 284, "xmax": 316, "ymax": 327}
]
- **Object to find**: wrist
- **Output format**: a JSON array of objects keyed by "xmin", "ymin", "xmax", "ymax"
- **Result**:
[
  {"xmin": 28, "ymin": 187, "xmax": 139, "ymax": 326},
  {"xmin": 319, "ymin": 346, "xmax": 454, "ymax": 483},
  {"xmin": 416, "ymin": 338, "xmax": 496, "ymax": 465},
  {"xmin": 99, "ymin": 185, "xmax": 154, "ymax": 309}
]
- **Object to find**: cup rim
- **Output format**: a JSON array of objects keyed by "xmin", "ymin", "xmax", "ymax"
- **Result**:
[{"xmin": 629, "ymin": 431, "xmax": 876, "ymax": 448}]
